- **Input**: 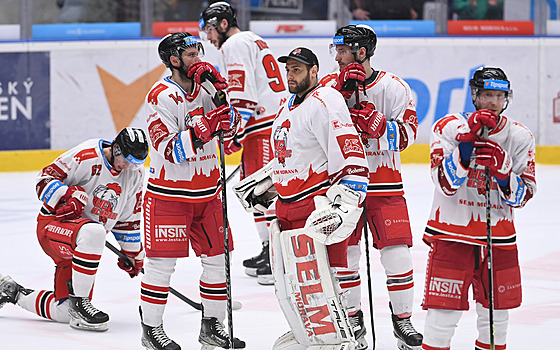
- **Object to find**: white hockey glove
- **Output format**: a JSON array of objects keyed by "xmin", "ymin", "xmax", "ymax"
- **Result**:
[
  {"xmin": 233, "ymin": 161, "xmax": 277, "ymax": 213},
  {"xmin": 304, "ymin": 184, "xmax": 363, "ymax": 245}
]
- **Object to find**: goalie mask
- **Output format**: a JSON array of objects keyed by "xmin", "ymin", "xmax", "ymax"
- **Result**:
[
  {"xmin": 158, "ymin": 32, "xmax": 205, "ymax": 72},
  {"xmin": 112, "ymin": 127, "xmax": 149, "ymax": 170},
  {"xmin": 330, "ymin": 24, "xmax": 377, "ymax": 64},
  {"xmin": 469, "ymin": 67, "xmax": 512, "ymax": 113}
]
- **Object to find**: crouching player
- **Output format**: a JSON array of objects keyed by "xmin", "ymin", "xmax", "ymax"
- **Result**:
[{"xmin": 0, "ymin": 127, "xmax": 148, "ymax": 332}]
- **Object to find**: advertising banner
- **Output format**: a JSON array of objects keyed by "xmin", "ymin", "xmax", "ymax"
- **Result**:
[
  {"xmin": 250, "ymin": 20, "xmax": 336, "ymax": 37},
  {"xmin": 32, "ymin": 23, "xmax": 141, "ymax": 40},
  {"xmin": 447, "ymin": 20, "xmax": 534, "ymax": 36},
  {"xmin": 0, "ymin": 52, "xmax": 50, "ymax": 150}
]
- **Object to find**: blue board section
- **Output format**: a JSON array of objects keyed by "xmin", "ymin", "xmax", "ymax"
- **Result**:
[
  {"xmin": 0, "ymin": 52, "xmax": 50, "ymax": 150},
  {"xmin": 349, "ymin": 20, "xmax": 436, "ymax": 37},
  {"xmin": 32, "ymin": 22, "xmax": 141, "ymax": 40}
]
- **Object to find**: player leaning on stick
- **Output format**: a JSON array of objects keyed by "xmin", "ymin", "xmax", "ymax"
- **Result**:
[
  {"xmin": 234, "ymin": 47, "xmax": 369, "ymax": 349},
  {"xmin": 0, "ymin": 127, "xmax": 148, "ymax": 332},
  {"xmin": 421, "ymin": 67, "xmax": 536, "ymax": 350},
  {"xmin": 139, "ymin": 32, "xmax": 244, "ymax": 350},
  {"xmin": 320, "ymin": 24, "xmax": 422, "ymax": 350},
  {"xmin": 200, "ymin": 1, "xmax": 288, "ymax": 285}
]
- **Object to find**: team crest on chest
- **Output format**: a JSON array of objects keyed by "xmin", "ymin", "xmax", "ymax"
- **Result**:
[
  {"xmin": 273, "ymin": 119, "xmax": 293, "ymax": 167},
  {"xmin": 91, "ymin": 183, "xmax": 121, "ymax": 223}
]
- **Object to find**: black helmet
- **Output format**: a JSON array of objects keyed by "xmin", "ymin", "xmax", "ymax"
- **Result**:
[
  {"xmin": 330, "ymin": 24, "xmax": 377, "ymax": 62},
  {"xmin": 469, "ymin": 67, "xmax": 512, "ymax": 111},
  {"xmin": 200, "ymin": 1, "xmax": 237, "ymax": 30},
  {"xmin": 158, "ymin": 32, "xmax": 204, "ymax": 69},
  {"xmin": 113, "ymin": 127, "xmax": 149, "ymax": 165}
]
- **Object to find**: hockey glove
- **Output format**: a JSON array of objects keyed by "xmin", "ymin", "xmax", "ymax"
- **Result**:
[
  {"xmin": 55, "ymin": 186, "xmax": 88, "ymax": 221},
  {"xmin": 456, "ymin": 109, "xmax": 500, "ymax": 142},
  {"xmin": 233, "ymin": 161, "xmax": 277, "ymax": 213},
  {"xmin": 350, "ymin": 106, "xmax": 387, "ymax": 139},
  {"xmin": 117, "ymin": 246, "xmax": 145, "ymax": 278},
  {"xmin": 304, "ymin": 185, "xmax": 363, "ymax": 245},
  {"xmin": 193, "ymin": 104, "xmax": 232, "ymax": 143},
  {"xmin": 332, "ymin": 63, "xmax": 366, "ymax": 99},
  {"xmin": 473, "ymin": 138, "xmax": 512, "ymax": 181},
  {"xmin": 187, "ymin": 61, "xmax": 228, "ymax": 91}
]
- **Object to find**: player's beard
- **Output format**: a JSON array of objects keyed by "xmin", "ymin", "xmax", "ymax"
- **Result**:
[{"xmin": 288, "ymin": 72, "xmax": 312, "ymax": 95}]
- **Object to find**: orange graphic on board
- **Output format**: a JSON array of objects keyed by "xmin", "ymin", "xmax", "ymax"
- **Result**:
[{"xmin": 97, "ymin": 65, "xmax": 167, "ymax": 131}]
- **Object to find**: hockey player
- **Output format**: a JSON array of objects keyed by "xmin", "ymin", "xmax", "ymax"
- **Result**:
[
  {"xmin": 0, "ymin": 127, "xmax": 148, "ymax": 332},
  {"xmin": 140, "ymin": 32, "xmax": 244, "ymax": 350},
  {"xmin": 421, "ymin": 67, "xmax": 536, "ymax": 350},
  {"xmin": 320, "ymin": 24, "xmax": 422, "ymax": 349},
  {"xmin": 234, "ymin": 47, "xmax": 369, "ymax": 349},
  {"xmin": 200, "ymin": 1, "xmax": 287, "ymax": 285}
]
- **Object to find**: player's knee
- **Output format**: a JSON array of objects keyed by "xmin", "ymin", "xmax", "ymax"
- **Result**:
[
  {"xmin": 75, "ymin": 223, "xmax": 106, "ymax": 251},
  {"xmin": 380, "ymin": 245, "xmax": 412, "ymax": 274},
  {"xmin": 201, "ymin": 254, "xmax": 226, "ymax": 281},
  {"xmin": 423, "ymin": 308, "xmax": 462, "ymax": 348}
]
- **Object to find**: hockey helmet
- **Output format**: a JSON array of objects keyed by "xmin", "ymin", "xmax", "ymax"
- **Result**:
[
  {"xmin": 199, "ymin": 1, "xmax": 237, "ymax": 32},
  {"xmin": 469, "ymin": 67, "xmax": 512, "ymax": 111},
  {"xmin": 158, "ymin": 32, "xmax": 204, "ymax": 69},
  {"xmin": 330, "ymin": 24, "xmax": 377, "ymax": 62},
  {"xmin": 112, "ymin": 127, "xmax": 149, "ymax": 166}
]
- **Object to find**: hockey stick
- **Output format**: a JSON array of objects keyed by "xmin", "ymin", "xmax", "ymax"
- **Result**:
[
  {"xmin": 200, "ymin": 76, "xmax": 235, "ymax": 348},
  {"xmin": 482, "ymin": 127, "xmax": 495, "ymax": 350},
  {"xmin": 226, "ymin": 165, "xmax": 240, "ymax": 184},
  {"xmin": 361, "ymin": 201, "xmax": 376, "ymax": 349},
  {"xmin": 104, "ymin": 241, "xmax": 202, "ymax": 310}
]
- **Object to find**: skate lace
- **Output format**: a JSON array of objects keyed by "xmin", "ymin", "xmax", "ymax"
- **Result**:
[
  {"xmin": 151, "ymin": 324, "xmax": 172, "ymax": 346},
  {"xmin": 214, "ymin": 320, "xmax": 230, "ymax": 340},
  {"xmin": 81, "ymin": 298, "xmax": 101, "ymax": 317},
  {"xmin": 396, "ymin": 317, "xmax": 418, "ymax": 336}
]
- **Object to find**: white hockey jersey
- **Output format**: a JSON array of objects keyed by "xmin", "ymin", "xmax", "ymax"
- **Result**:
[
  {"xmin": 424, "ymin": 113, "xmax": 536, "ymax": 249},
  {"xmin": 145, "ymin": 76, "xmax": 224, "ymax": 203},
  {"xmin": 220, "ymin": 31, "xmax": 288, "ymax": 142},
  {"xmin": 319, "ymin": 70, "xmax": 418, "ymax": 197},
  {"xmin": 271, "ymin": 85, "xmax": 369, "ymax": 203},
  {"xmin": 36, "ymin": 138, "xmax": 145, "ymax": 243}
]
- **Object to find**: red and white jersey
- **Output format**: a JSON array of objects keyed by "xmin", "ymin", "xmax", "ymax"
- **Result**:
[
  {"xmin": 145, "ymin": 76, "xmax": 222, "ymax": 203},
  {"xmin": 36, "ymin": 138, "xmax": 145, "ymax": 235},
  {"xmin": 320, "ymin": 70, "xmax": 418, "ymax": 196},
  {"xmin": 220, "ymin": 31, "xmax": 288, "ymax": 142},
  {"xmin": 425, "ymin": 113, "xmax": 536, "ymax": 249},
  {"xmin": 271, "ymin": 85, "xmax": 369, "ymax": 203}
]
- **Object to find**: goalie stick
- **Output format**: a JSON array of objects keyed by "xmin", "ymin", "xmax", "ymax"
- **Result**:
[{"xmin": 105, "ymin": 241, "xmax": 242, "ymax": 312}]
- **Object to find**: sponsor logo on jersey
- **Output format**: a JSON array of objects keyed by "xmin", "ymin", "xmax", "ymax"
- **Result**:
[
  {"xmin": 155, "ymin": 225, "xmax": 188, "ymax": 240},
  {"xmin": 336, "ymin": 134, "xmax": 365, "ymax": 160},
  {"xmin": 331, "ymin": 120, "xmax": 354, "ymax": 129},
  {"xmin": 428, "ymin": 277, "xmax": 463, "ymax": 299},
  {"xmin": 45, "ymin": 224, "xmax": 73, "ymax": 237},
  {"xmin": 228, "ymin": 70, "xmax": 245, "ymax": 92}
]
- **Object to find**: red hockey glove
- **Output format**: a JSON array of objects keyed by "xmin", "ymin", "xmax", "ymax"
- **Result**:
[
  {"xmin": 55, "ymin": 186, "xmax": 88, "ymax": 221},
  {"xmin": 187, "ymin": 61, "xmax": 228, "ymax": 91},
  {"xmin": 332, "ymin": 63, "xmax": 366, "ymax": 99},
  {"xmin": 194, "ymin": 104, "xmax": 232, "ymax": 143},
  {"xmin": 350, "ymin": 106, "xmax": 387, "ymax": 139},
  {"xmin": 117, "ymin": 247, "xmax": 145, "ymax": 278},
  {"xmin": 456, "ymin": 109, "xmax": 499, "ymax": 142},
  {"xmin": 473, "ymin": 138, "xmax": 512, "ymax": 180}
]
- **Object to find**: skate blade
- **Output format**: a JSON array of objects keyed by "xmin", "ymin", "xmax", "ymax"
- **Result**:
[
  {"xmin": 397, "ymin": 339, "xmax": 421, "ymax": 350},
  {"xmin": 69, "ymin": 317, "xmax": 108, "ymax": 332},
  {"xmin": 201, "ymin": 345, "xmax": 216, "ymax": 350},
  {"xmin": 245, "ymin": 267, "xmax": 257, "ymax": 277},
  {"xmin": 257, "ymin": 275, "xmax": 274, "ymax": 286}
]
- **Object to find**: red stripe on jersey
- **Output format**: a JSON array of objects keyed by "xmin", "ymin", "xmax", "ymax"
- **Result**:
[
  {"xmin": 141, "ymin": 282, "xmax": 169, "ymax": 293},
  {"xmin": 73, "ymin": 148, "xmax": 98, "ymax": 164},
  {"xmin": 276, "ymin": 168, "xmax": 329, "ymax": 199},
  {"xmin": 147, "ymin": 83, "xmax": 168, "ymax": 105},
  {"xmin": 113, "ymin": 220, "xmax": 141, "ymax": 232}
]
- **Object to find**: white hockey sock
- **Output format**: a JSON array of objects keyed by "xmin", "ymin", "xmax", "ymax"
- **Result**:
[
  {"xmin": 380, "ymin": 245, "xmax": 414, "ymax": 316},
  {"xmin": 17, "ymin": 290, "xmax": 70, "ymax": 323},
  {"xmin": 253, "ymin": 211, "xmax": 270, "ymax": 243},
  {"xmin": 476, "ymin": 302, "xmax": 508, "ymax": 348},
  {"xmin": 423, "ymin": 308, "xmax": 462, "ymax": 349},
  {"xmin": 72, "ymin": 223, "xmax": 105, "ymax": 296},
  {"xmin": 200, "ymin": 254, "xmax": 227, "ymax": 321},
  {"xmin": 336, "ymin": 244, "xmax": 362, "ymax": 311},
  {"xmin": 140, "ymin": 257, "xmax": 176, "ymax": 327}
]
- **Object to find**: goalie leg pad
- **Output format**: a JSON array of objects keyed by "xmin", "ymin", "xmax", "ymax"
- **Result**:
[{"xmin": 272, "ymin": 220, "xmax": 355, "ymax": 347}]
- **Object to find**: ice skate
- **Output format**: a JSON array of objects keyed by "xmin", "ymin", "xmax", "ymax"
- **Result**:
[
  {"xmin": 349, "ymin": 309, "xmax": 368, "ymax": 350},
  {"xmin": 198, "ymin": 316, "xmax": 245, "ymax": 349},
  {"xmin": 0, "ymin": 274, "xmax": 32, "ymax": 309},
  {"xmin": 390, "ymin": 303, "xmax": 422, "ymax": 350},
  {"xmin": 67, "ymin": 281, "xmax": 109, "ymax": 332},
  {"xmin": 142, "ymin": 322, "xmax": 181, "ymax": 350},
  {"xmin": 242, "ymin": 241, "xmax": 269, "ymax": 277},
  {"xmin": 256, "ymin": 263, "xmax": 274, "ymax": 285}
]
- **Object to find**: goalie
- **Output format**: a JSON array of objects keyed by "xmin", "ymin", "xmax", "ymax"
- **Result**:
[{"xmin": 234, "ymin": 47, "xmax": 369, "ymax": 349}]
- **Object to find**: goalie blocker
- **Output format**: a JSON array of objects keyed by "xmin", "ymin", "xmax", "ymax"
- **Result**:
[{"xmin": 270, "ymin": 219, "xmax": 356, "ymax": 350}]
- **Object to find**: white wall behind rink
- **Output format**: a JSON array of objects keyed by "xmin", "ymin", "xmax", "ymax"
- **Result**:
[{"xmin": 1, "ymin": 37, "xmax": 559, "ymax": 149}]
